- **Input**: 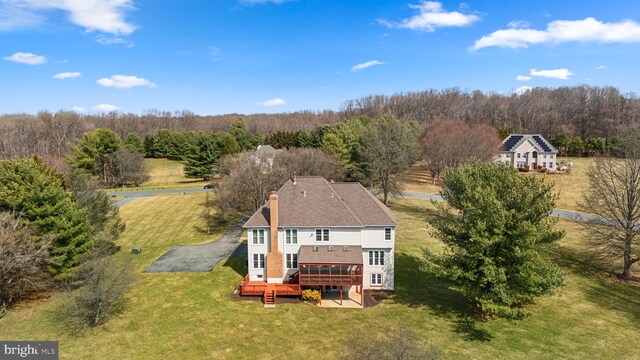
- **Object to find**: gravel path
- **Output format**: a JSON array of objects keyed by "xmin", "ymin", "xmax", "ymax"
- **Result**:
[{"xmin": 144, "ymin": 215, "xmax": 249, "ymax": 273}]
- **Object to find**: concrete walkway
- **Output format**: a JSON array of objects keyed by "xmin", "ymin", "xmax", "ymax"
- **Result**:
[{"xmin": 144, "ymin": 215, "xmax": 249, "ymax": 273}]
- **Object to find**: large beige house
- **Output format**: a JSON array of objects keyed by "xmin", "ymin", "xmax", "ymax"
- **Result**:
[
  {"xmin": 240, "ymin": 176, "xmax": 397, "ymax": 306},
  {"xmin": 496, "ymin": 134, "xmax": 558, "ymax": 170}
]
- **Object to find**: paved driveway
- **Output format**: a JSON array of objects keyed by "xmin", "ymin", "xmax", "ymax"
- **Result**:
[{"xmin": 144, "ymin": 215, "xmax": 249, "ymax": 273}]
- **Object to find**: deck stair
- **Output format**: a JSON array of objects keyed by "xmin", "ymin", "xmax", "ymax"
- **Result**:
[{"xmin": 264, "ymin": 284, "xmax": 276, "ymax": 307}]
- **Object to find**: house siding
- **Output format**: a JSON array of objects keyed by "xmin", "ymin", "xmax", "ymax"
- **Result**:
[{"xmin": 247, "ymin": 226, "xmax": 395, "ymax": 290}]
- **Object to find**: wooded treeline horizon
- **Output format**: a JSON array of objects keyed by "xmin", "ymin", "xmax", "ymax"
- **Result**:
[{"xmin": 2, "ymin": 85, "xmax": 639, "ymax": 167}]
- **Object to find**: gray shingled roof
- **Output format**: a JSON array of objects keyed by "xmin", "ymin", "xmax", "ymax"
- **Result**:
[
  {"xmin": 299, "ymin": 245, "xmax": 363, "ymax": 264},
  {"xmin": 243, "ymin": 177, "xmax": 398, "ymax": 228},
  {"xmin": 501, "ymin": 134, "xmax": 558, "ymax": 153}
]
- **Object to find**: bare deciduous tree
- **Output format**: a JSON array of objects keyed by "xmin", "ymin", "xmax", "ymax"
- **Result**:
[
  {"xmin": 361, "ymin": 116, "xmax": 418, "ymax": 205},
  {"xmin": 54, "ymin": 257, "xmax": 134, "ymax": 331},
  {"xmin": 0, "ymin": 212, "xmax": 50, "ymax": 308},
  {"xmin": 580, "ymin": 131, "xmax": 640, "ymax": 279},
  {"xmin": 421, "ymin": 119, "xmax": 500, "ymax": 184},
  {"xmin": 216, "ymin": 148, "xmax": 345, "ymax": 214}
]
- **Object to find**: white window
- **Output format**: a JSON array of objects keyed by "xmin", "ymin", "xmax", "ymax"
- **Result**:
[
  {"xmin": 371, "ymin": 273, "xmax": 382, "ymax": 286},
  {"xmin": 252, "ymin": 229, "xmax": 265, "ymax": 245},
  {"xmin": 285, "ymin": 229, "xmax": 298, "ymax": 244},
  {"xmin": 543, "ymin": 162, "xmax": 547, "ymax": 168},
  {"xmin": 315, "ymin": 228, "xmax": 329, "ymax": 242},
  {"xmin": 368, "ymin": 250, "xmax": 385, "ymax": 266},
  {"xmin": 543, "ymin": 155, "xmax": 547, "ymax": 159},
  {"xmin": 549, "ymin": 163, "xmax": 553, "ymax": 169},
  {"xmin": 253, "ymin": 253, "xmax": 265, "ymax": 269},
  {"xmin": 384, "ymin": 228, "xmax": 392, "ymax": 241},
  {"xmin": 517, "ymin": 153, "xmax": 521, "ymax": 158},
  {"xmin": 286, "ymin": 253, "xmax": 298, "ymax": 269}
]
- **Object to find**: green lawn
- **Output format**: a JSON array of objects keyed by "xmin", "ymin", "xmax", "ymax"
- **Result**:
[
  {"xmin": 110, "ymin": 158, "xmax": 211, "ymax": 192},
  {"xmin": 403, "ymin": 157, "xmax": 593, "ymax": 213},
  {"xmin": 1, "ymin": 196, "xmax": 639, "ymax": 359}
]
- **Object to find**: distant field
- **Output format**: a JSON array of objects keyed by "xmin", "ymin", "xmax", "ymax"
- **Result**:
[
  {"xmin": 403, "ymin": 157, "xmax": 592, "ymax": 212},
  {"xmin": 110, "ymin": 158, "xmax": 210, "ymax": 192},
  {"xmin": 1, "ymin": 195, "xmax": 639, "ymax": 359}
]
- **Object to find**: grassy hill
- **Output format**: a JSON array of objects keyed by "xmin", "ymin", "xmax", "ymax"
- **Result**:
[{"xmin": 1, "ymin": 193, "xmax": 638, "ymax": 359}]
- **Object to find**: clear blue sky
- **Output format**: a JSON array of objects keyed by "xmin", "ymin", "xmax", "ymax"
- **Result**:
[{"xmin": 1, "ymin": 0, "xmax": 639, "ymax": 115}]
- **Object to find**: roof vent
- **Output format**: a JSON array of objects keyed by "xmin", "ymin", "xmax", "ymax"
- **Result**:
[
  {"xmin": 303, "ymin": 190, "xmax": 306, "ymax": 197},
  {"xmin": 342, "ymin": 246, "xmax": 349, "ymax": 252},
  {"xmin": 330, "ymin": 179, "xmax": 335, "ymax": 183},
  {"xmin": 331, "ymin": 193, "xmax": 334, "ymax": 199},
  {"xmin": 292, "ymin": 171, "xmax": 297, "ymax": 185},
  {"xmin": 312, "ymin": 246, "xmax": 319, "ymax": 252},
  {"xmin": 328, "ymin": 245, "xmax": 335, "ymax": 252}
]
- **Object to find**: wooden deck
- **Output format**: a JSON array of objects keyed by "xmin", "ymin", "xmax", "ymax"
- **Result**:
[{"xmin": 239, "ymin": 275, "xmax": 302, "ymax": 299}]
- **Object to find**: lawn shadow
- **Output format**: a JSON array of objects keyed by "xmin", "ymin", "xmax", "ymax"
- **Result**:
[
  {"xmin": 192, "ymin": 211, "xmax": 242, "ymax": 237},
  {"xmin": 389, "ymin": 201, "xmax": 442, "ymax": 222},
  {"xmin": 392, "ymin": 252, "xmax": 492, "ymax": 342},
  {"xmin": 223, "ymin": 256, "xmax": 247, "ymax": 278},
  {"xmin": 547, "ymin": 242, "xmax": 640, "ymax": 323}
]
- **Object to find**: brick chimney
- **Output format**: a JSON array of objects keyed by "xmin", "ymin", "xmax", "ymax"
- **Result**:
[{"xmin": 266, "ymin": 192, "xmax": 283, "ymax": 282}]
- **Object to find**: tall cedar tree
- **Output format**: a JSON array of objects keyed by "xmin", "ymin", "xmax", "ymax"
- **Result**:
[
  {"xmin": 425, "ymin": 162, "xmax": 564, "ymax": 319},
  {"xmin": 123, "ymin": 132, "xmax": 145, "ymax": 155},
  {"xmin": 580, "ymin": 132, "xmax": 640, "ymax": 278},
  {"xmin": 184, "ymin": 133, "xmax": 240, "ymax": 179},
  {"xmin": 361, "ymin": 116, "xmax": 418, "ymax": 204},
  {"xmin": 70, "ymin": 128, "xmax": 122, "ymax": 184},
  {"xmin": 0, "ymin": 158, "xmax": 94, "ymax": 279}
]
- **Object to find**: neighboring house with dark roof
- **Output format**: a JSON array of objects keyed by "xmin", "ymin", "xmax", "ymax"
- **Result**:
[
  {"xmin": 497, "ymin": 134, "xmax": 558, "ymax": 170},
  {"xmin": 240, "ymin": 176, "xmax": 397, "ymax": 306}
]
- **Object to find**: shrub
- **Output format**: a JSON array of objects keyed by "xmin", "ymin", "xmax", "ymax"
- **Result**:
[
  {"xmin": 0, "ymin": 213, "xmax": 50, "ymax": 307},
  {"xmin": 53, "ymin": 257, "xmax": 134, "ymax": 332},
  {"xmin": 301, "ymin": 289, "xmax": 321, "ymax": 302}
]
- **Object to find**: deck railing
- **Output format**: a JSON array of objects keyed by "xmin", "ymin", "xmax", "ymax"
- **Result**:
[{"xmin": 298, "ymin": 273, "xmax": 363, "ymax": 286}]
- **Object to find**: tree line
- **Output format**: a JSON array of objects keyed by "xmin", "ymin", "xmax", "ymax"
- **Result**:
[
  {"xmin": 0, "ymin": 157, "xmax": 132, "ymax": 330},
  {"xmin": 2, "ymin": 85, "xmax": 639, "ymax": 168}
]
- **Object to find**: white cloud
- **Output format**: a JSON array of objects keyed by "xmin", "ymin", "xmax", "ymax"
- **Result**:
[
  {"xmin": 378, "ymin": 1, "xmax": 480, "ymax": 32},
  {"xmin": 0, "ymin": 1, "xmax": 43, "ymax": 30},
  {"xmin": 53, "ymin": 71, "xmax": 81, "ymax": 79},
  {"xmin": 507, "ymin": 20, "xmax": 530, "ymax": 29},
  {"xmin": 95, "ymin": 34, "xmax": 134, "ymax": 47},
  {"xmin": 71, "ymin": 106, "xmax": 86, "ymax": 113},
  {"xmin": 0, "ymin": 0, "xmax": 136, "ymax": 35},
  {"xmin": 472, "ymin": 17, "xmax": 640, "ymax": 50},
  {"xmin": 93, "ymin": 104, "xmax": 119, "ymax": 112},
  {"xmin": 530, "ymin": 68, "xmax": 573, "ymax": 80},
  {"xmin": 595, "ymin": 65, "xmax": 608, "ymax": 70},
  {"xmin": 516, "ymin": 75, "xmax": 531, "ymax": 81},
  {"xmin": 514, "ymin": 86, "xmax": 533, "ymax": 95},
  {"xmin": 97, "ymin": 75, "xmax": 157, "ymax": 89},
  {"xmin": 351, "ymin": 60, "xmax": 386, "ymax": 72},
  {"xmin": 4, "ymin": 51, "xmax": 46, "ymax": 65},
  {"xmin": 259, "ymin": 98, "xmax": 286, "ymax": 106}
]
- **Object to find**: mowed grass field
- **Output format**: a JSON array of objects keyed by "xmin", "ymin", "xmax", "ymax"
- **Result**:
[
  {"xmin": 1, "ymin": 193, "xmax": 639, "ymax": 359},
  {"xmin": 404, "ymin": 157, "xmax": 592, "ymax": 212},
  {"xmin": 110, "ymin": 158, "xmax": 210, "ymax": 192}
]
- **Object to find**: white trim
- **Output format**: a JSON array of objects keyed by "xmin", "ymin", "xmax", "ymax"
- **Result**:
[
  {"xmin": 371, "ymin": 273, "xmax": 382, "ymax": 286},
  {"xmin": 315, "ymin": 228, "xmax": 330, "ymax": 242},
  {"xmin": 253, "ymin": 253, "xmax": 265, "ymax": 269},
  {"xmin": 285, "ymin": 228, "xmax": 298, "ymax": 244},
  {"xmin": 252, "ymin": 229, "xmax": 265, "ymax": 245}
]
